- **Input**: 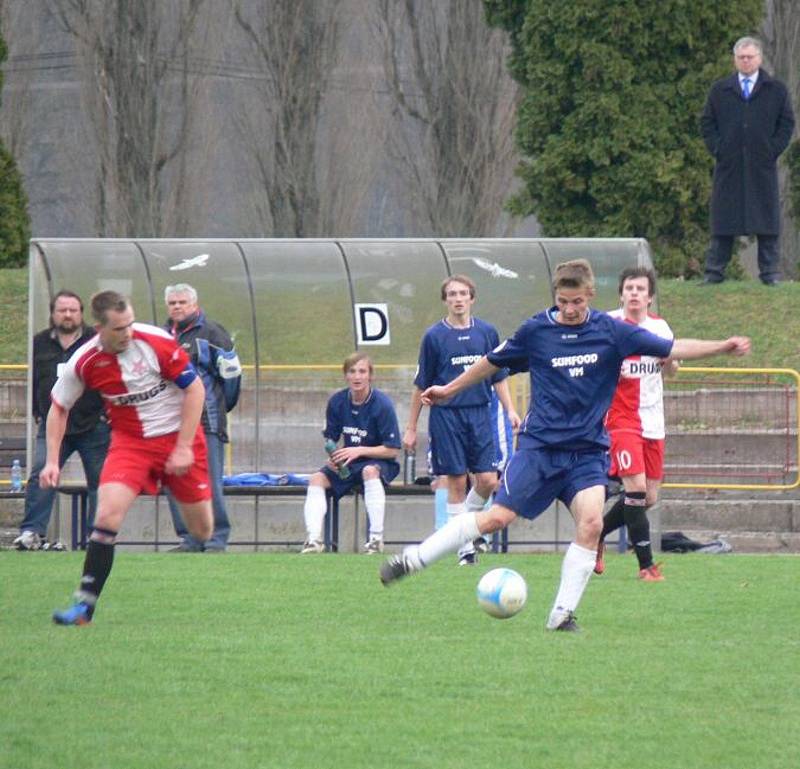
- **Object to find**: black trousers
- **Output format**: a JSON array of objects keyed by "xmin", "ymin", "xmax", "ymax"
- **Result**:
[{"xmin": 704, "ymin": 234, "xmax": 780, "ymax": 284}]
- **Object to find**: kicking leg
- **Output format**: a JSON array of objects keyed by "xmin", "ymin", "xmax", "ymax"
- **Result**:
[{"xmin": 380, "ymin": 503, "xmax": 516, "ymax": 585}]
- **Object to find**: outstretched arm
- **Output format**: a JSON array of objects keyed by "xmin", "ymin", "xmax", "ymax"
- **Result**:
[
  {"xmin": 421, "ymin": 357, "xmax": 499, "ymax": 405},
  {"xmin": 670, "ymin": 337, "xmax": 750, "ymax": 360}
]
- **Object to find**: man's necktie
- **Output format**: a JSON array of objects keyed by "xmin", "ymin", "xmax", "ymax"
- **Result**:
[{"xmin": 742, "ymin": 78, "xmax": 751, "ymax": 100}]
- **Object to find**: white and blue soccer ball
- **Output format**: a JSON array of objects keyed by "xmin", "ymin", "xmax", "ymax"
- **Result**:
[{"xmin": 476, "ymin": 568, "xmax": 528, "ymax": 619}]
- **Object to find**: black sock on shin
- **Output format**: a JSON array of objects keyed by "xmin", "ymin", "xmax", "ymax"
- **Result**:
[
  {"xmin": 600, "ymin": 497, "xmax": 625, "ymax": 541},
  {"xmin": 622, "ymin": 492, "xmax": 652, "ymax": 569},
  {"xmin": 79, "ymin": 530, "xmax": 117, "ymax": 608}
]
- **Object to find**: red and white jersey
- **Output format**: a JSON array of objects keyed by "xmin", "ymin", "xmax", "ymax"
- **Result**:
[
  {"xmin": 51, "ymin": 323, "xmax": 192, "ymax": 438},
  {"xmin": 605, "ymin": 309, "xmax": 673, "ymax": 439}
]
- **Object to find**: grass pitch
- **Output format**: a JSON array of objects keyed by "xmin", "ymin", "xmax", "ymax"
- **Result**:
[{"xmin": 1, "ymin": 551, "xmax": 798, "ymax": 769}]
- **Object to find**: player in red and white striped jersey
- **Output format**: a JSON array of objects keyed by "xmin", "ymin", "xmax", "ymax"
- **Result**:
[
  {"xmin": 43, "ymin": 291, "xmax": 213, "ymax": 625},
  {"xmin": 596, "ymin": 267, "xmax": 679, "ymax": 581}
]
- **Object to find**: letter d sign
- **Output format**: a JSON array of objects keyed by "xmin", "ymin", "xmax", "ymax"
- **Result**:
[{"xmin": 355, "ymin": 303, "xmax": 390, "ymax": 345}]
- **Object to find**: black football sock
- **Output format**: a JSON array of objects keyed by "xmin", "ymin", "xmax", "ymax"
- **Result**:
[
  {"xmin": 621, "ymin": 492, "xmax": 652, "ymax": 569},
  {"xmin": 77, "ymin": 528, "xmax": 117, "ymax": 611},
  {"xmin": 600, "ymin": 497, "xmax": 625, "ymax": 542}
]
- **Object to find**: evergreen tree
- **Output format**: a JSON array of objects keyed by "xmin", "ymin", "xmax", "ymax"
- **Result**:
[
  {"xmin": 0, "ymin": 27, "xmax": 30, "ymax": 267},
  {"xmin": 485, "ymin": 1, "xmax": 763, "ymax": 275}
]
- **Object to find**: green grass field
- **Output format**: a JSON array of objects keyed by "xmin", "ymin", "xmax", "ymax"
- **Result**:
[{"xmin": 1, "ymin": 551, "xmax": 798, "ymax": 769}]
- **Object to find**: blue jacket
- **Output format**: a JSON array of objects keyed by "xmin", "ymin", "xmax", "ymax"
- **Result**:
[{"xmin": 164, "ymin": 311, "xmax": 236, "ymax": 441}]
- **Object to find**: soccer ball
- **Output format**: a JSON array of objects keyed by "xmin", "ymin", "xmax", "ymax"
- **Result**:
[{"xmin": 476, "ymin": 568, "xmax": 528, "ymax": 619}]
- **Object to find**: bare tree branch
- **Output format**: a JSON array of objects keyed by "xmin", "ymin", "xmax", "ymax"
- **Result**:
[
  {"xmin": 48, "ymin": 0, "xmax": 214, "ymax": 236},
  {"xmin": 372, "ymin": 0, "xmax": 521, "ymax": 236}
]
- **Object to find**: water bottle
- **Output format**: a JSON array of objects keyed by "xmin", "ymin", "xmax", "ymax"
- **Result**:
[
  {"xmin": 403, "ymin": 450, "xmax": 416, "ymax": 485},
  {"xmin": 11, "ymin": 459, "xmax": 23, "ymax": 492},
  {"xmin": 324, "ymin": 439, "xmax": 351, "ymax": 479}
]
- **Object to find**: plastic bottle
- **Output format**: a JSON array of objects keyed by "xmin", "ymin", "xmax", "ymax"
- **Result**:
[
  {"xmin": 11, "ymin": 459, "xmax": 23, "ymax": 492},
  {"xmin": 403, "ymin": 450, "xmax": 416, "ymax": 485},
  {"xmin": 324, "ymin": 439, "xmax": 351, "ymax": 479}
]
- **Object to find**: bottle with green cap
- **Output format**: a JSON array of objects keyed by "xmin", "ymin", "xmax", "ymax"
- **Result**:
[{"xmin": 324, "ymin": 439, "xmax": 351, "ymax": 479}]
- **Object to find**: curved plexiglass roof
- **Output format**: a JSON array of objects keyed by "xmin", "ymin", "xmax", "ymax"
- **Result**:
[{"xmin": 30, "ymin": 238, "xmax": 653, "ymax": 474}]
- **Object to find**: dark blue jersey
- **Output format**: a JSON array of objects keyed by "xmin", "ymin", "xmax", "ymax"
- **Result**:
[
  {"xmin": 414, "ymin": 317, "xmax": 508, "ymax": 408},
  {"xmin": 487, "ymin": 307, "xmax": 674, "ymax": 451},
  {"xmin": 323, "ymin": 387, "xmax": 401, "ymax": 451}
]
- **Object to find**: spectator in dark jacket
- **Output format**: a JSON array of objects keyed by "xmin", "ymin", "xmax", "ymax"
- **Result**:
[
  {"xmin": 164, "ymin": 283, "xmax": 241, "ymax": 552},
  {"xmin": 13, "ymin": 290, "xmax": 110, "ymax": 550},
  {"xmin": 700, "ymin": 36, "xmax": 795, "ymax": 285}
]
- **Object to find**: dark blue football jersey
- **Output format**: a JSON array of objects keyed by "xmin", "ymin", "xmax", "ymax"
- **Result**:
[
  {"xmin": 414, "ymin": 317, "xmax": 508, "ymax": 408},
  {"xmin": 487, "ymin": 308, "xmax": 673, "ymax": 451},
  {"xmin": 323, "ymin": 387, "xmax": 401, "ymax": 450}
]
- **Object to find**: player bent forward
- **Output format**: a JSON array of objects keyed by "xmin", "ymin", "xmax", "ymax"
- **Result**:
[
  {"xmin": 380, "ymin": 259, "xmax": 750, "ymax": 631},
  {"xmin": 301, "ymin": 353, "xmax": 401, "ymax": 554},
  {"xmin": 44, "ymin": 291, "xmax": 213, "ymax": 625}
]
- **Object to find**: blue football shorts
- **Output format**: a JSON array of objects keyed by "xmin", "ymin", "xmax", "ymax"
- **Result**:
[
  {"xmin": 428, "ymin": 404, "xmax": 498, "ymax": 476},
  {"xmin": 321, "ymin": 457, "xmax": 400, "ymax": 500},
  {"xmin": 494, "ymin": 447, "xmax": 610, "ymax": 520}
]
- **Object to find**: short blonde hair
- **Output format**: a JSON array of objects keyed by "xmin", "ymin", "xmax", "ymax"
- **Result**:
[
  {"xmin": 552, "ymin": 259, "xmax": 595, "ymax": 293},
  {"xmin": 342, "ymin": 352, "xmax": 373, "ymax": 376}
]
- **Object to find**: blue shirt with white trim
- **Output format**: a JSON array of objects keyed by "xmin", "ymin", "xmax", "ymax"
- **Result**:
[
  {"xmin": 487, "ymin": 307, "xmax": 673, "ymax": 451},
  {"xmin": 414, "ymin": 317, "xmax": 508, "ymax": 408},
  {"xmin": 324, "ymin": 387, "xmax": 401, "ymax": 452}
]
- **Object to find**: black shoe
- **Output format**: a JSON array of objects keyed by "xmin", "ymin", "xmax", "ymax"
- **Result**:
[
  {"xmin": 380, "ymin": 554, "xmax": 413, "ymax": 585},
  {"xmin": 473, "ymin": 537, "xmax": 490, "ymax": 554},
  {"xmin": 761, "ymin": 278, "xmax": 780, "ymax": 286},
  {"xmin": 700, "ymin": 277, "xmax": 724, "ymax": 285},
  {"xmin": 458, "ymin": 552, "xmax": 477, "ymax": 566},
  {"xmin": 548, "ymin": 610, "xmax": 581, "ymax": 632}
]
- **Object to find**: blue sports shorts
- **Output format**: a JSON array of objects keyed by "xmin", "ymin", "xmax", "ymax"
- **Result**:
[
  {"xmin": 321, "ymin": 458, "xmax": 399, "ymax": 500},
  {"xmin": 494, "ymin": 447, "xmax": 609, "ymax": 520},
  {"xmin": 429, "ymin": 405, "xmax": 498, "ymax": 476}
]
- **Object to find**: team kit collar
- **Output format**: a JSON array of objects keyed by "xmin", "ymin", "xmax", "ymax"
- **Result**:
[
  {"xmin": 546, "ymin": 307, "xmax": 594, "ymax": 326},
  {"xmin": 442, "ymin": 317, "xmax": 475, "ymax": 330}
]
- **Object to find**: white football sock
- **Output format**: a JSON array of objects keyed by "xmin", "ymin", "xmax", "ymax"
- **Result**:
[
  {"xmin": 303, "ymin": 485, "xmax": 327, "ymax": 542},
  {"xmin": 465, "ymin": 487, "xmax": 489, "ymax": 512},
  {"xmin": 548, "ymin": 542, "xmax": 596, "ymax": 625},
  {"xmin": 446, "ymin": 501, "xmax": 475, "ymax": 558},
  {"xmin": 412, "ymin": 511, "xmax": 480, "ymax": 568},
  {"xmin": 363, "ymin": 477, "xmax": 385, "ymax": 538},
  {"xmin": 447, "ymin": 502, "xmax": 466, "ymax": 520}
]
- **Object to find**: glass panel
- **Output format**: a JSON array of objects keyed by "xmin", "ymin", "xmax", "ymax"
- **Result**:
[
  {"xmin": 342, "ymin": 239, "xmax": 448, "ymax": 366},
  {"xmin": 241, "ymin": 240, "xmax": 353, "ymax": 364},
  {"xmin": 33, "ymin": 239, "xmax": 153, "ymax": 320},
  {"xmin": 137, "ymin": 240, "xmax": 255, "ymax": 363},
  {"xmin": 240, "ymin": 241, "xmax": 353, "ymax": 473},
  {"xmin": 540, "ymin": 238, "xmax": 644, "ymax": 311},
  {"xmin": 440, "ymin": 240, "xmax": 552, "ymax": 338},
  {"xmin": 28, "ymin": 244, "xmax": 52, "ymax": 347}
]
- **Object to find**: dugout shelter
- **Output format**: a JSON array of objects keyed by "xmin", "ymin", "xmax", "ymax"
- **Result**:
[{"xmin": 28, "ymin": 238, "xmax": 654, "ymax": 549}]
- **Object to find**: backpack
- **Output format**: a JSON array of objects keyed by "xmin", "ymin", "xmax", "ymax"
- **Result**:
[{"xmin": 195, "ymin": 338, "xmax": 242, "ymax": 412}]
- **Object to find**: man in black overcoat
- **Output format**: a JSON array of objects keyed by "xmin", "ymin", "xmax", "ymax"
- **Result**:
[{"xmin": 700, "ymin": 36, "xmax": 795, "ymax": 285}]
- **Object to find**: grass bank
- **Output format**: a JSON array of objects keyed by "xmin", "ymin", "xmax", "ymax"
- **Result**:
[{"xmin": 0, "ymin": 267, "xmax": 797, "ymax": 370}]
